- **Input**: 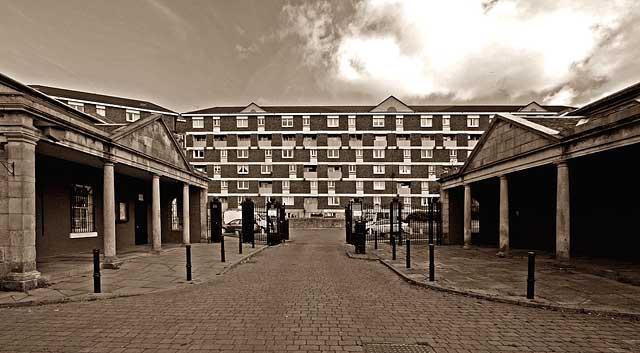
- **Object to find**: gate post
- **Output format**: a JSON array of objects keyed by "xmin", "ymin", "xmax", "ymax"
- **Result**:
[
  {"xmin": 280, "ymin": 203, "xmax": 288, "ymax": 241},
  {"xmin": 435, "ymin": 200, "xmax": 443, "ymax": 245},
  {"xmin": 391, "ymin": 197, "xmax": 402, "ymax": 246},
  {"xmin": 266, "ymin": 199, "xmax": 280, "ymax": 246},
  {"xmin": 345, "ymin": 202, "xmax": 352, "ymax": 244},
  {"xmin": 428, "ymin": 198, "xmax": 434, "ymax": 244},
  {"xmin": 241, "ymin": 198, "xmax": 255, "ymax": 244},
  {"xmin": 210, "ymin": 198, "xmax": 223, "ymax": 243},
  {"xmin": 352, "ymin": 198, "xmax": 365, "ymax": 254}
]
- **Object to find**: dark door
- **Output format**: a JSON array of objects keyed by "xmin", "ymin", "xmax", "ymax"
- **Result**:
[{"xmin": 135, "ymin": 202, "xmax": 148, "ymax": 245}]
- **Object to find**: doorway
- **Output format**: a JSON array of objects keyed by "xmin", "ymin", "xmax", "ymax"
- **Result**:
[{"xmin": 135, "ymin": 201, "xmax": 148, "ymax": 245}]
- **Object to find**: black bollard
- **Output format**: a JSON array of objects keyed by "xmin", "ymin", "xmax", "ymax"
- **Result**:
[
  {"xmin": 374, "ymin": 231, "xmax": 378, "ymax": 250},
  {"xmin": 527, "ymin": 251, "xmax": 535, "ymax": 299},
  {"xmin": 238, "ymin": 231, "xmax": 243, "ymax": 254},
  {"xmin": 252, "ymin": 230, "xmax": 255, "ymax": 248},
  {"xmin": 391, "ymin": 235, "xmax": 396, "ymax": 260},
  {"xmin": 406, "ymin": 239, "xmax": 411, "ymax": 268},
  {"xmin": 220, "ymin": 235, "xmax": 226, "ymax": 263},
  {"xmin": 186, "ymin": 244, "xmax": 192, "ymax": 281},
  {"xmin": 93, "ymin": 249, "xmax": 101, "ymax": 293},
  {"xmin": 429, "ymin": 243, "xmax": 435, "ymax": 282}
]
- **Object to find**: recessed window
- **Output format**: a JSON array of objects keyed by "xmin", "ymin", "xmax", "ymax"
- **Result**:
[
  {"xmin": 327, "ymin": 181, "xmax": 336, "ymax": 190},
  {"xmin": 282, "ymin": 180, "xmax": 290, "ymax": 190},
  {"xmin": 220, "ymin": 149, "xmax": 228, "ymax": 159},
  {"xmin": 327, "ymin": 116, "xmax": 339, "ymax": 127},
  {"xmin": 237, "ymin": 181, "xmax": 249, "ymax": 190},
  {"xmin": 193, "ymin": 150, "xmax": 204, "ymax": 159},
  {"xmin": 373, "ymin": 149, "xmax": 385, "ymax": 159},
  {"xmin": 373, "ymin": 116, "xmax": 385, "ymax": 127},
  {"xmin": 237, "ymin": 165, "xmax": 249, "ymax": 174},
  {"xmin": 421, "ymin": 149, "xmax": 433, "ymax": 159},
  {"xmin": 327, "ymin": 149, "xmax": 339, "ymax": 159},
  {"xmin": 71, "ymin": 184, "xmax": 94, "ymax": 233},
  {"xmin": 264, "ymin": 149, "xmax": 272, "ymax": 158},
  {"xmin": 310, "ymin": 181, "xmax": 318, "ymax": 190},
  {"xmin": 449, "ymin": 149, "xmax": 457, "ymax": 157},
  {"xmin": 213, "ymin": 117, "xmax": 220, "ymax": 127},
  {"xmin": 348, "ymin": 115, "xmax": 356, "ymax": 127},
  {"xmin": 126, "ymin": 110, "xmax": 140, "ymax": 122},
  {"xmin": 349, "ymin": 165, "xmax": 356, "ymax": 174},
  {"xmin": 356, "ymin": 181, "xmax": 363, "ymax": 190},
  {"xmin": 310, "ymin": 149, "xmax": 317, "ymax": 158},
  {"xmin": 421, "ymin": 115, "xmax": 433, "ymax": 127},
  {"xmin": 467, "ymin": 115, "xmax": 480, "ymax": 127},
  {"xmin": 68, "ymin": 101, "xmax": 84, "ymax": 112},
  {"xmin": 399, "ymin": 165, "xmax": 411, "ymax": 175},
  {"xmin": 282, "ymin": 116, "xmax": 294, "ymax": 127},
  {"xmin": 257, "ymin": 116, "xmax": 265, "ymax": 126},
  {"xmin": 237, "ymin": 149, "xmax": 249, "ymax": 158},
  {"xmin": 403, "ymin": 197, "xmax": 411, "ymax": 206},
  {"xmin": 373, "ymin": 181, "xmax": 385, "ymax": 190},
  {"xmin": 442, "ymin": 115, "xmax": 450, "ymax": 127},
  {"xmin": 328, "ymin": 196, "xmax": 340, "ymax": 206},
  {"xmin": 193, "ymin": 135, "xmax": 206, "ymax": 143},
  {"xmin": 96, "ymin": 105, "xmax": 106, "ymax": 117},
  {"xmin": 289, "ymin": 164, "xmax": 297, "ymax": 174},
  {"xmin": 221, "ymin": 180, "xmax": 228, "ymax": 189},
  {"xmin": 421, "ymin": 181, "xmax": 429, "ymax": 191},
  {"xmin": 373, "ymin": 165, "xmax": 385, "ymax": 174},
  {"xmin": 192, "ymin": 117, "xmax": 204, "ymax": 128},
  {"xmin": 261, "ymin": 165, "xmax": 272, "ymax": 174},
  {"xmin": 355, "ymin": 149, "xmax": 363, "ymax": 158},
  {"xmin": 403, "ymin": 149, "xmax": 411, "ymax": 159},
  {"xmin": 303, "ymin": 116, "xmax": 310, "ymax": 126},
  {"xmin": 421, "ymin": 197, "xmax": 430, "ymax": 206},
  {"xmin": 237, "ymin": 116, "xmax": 248, "ymax": 128},
  {"xmin": 282, "ymin": 149, "xmax": 294, "ymax": 159},
  {"xmin": 395, "ymin": 115, "xmax": 403, "ymax": 127},
  {"xmin": 428, "ymin": 165, "xmax": 436, "ymax": 176}
]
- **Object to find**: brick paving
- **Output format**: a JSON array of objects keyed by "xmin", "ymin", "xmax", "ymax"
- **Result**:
[{"xmin": 0, "ymin": 229, "xmax": 639, "ymax": 352}]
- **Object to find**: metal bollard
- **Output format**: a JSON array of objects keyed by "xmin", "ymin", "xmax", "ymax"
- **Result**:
[
  {"xmin": 238, "ymin": 231, "xmax": 243, "ymax": 254},
  {"xmin": 93, "ymin": 249, "xmax": 101, "ymax": 293},
  {"xmin": 527, "ymin": 251, "xmax": 535, "ymax": 299},
  {"xmin": 374, "ymin": 231, "xmax": 378, "ymax": 250},
  {"xmin": 220, "ymin": 235, "xmax": 226, "ymax": 263},
  {"xmin": 186, "ymin": 244, "xmax": 192, "ymax": 281},
  {"xmin": 429, "ymin": 243, "xmax": 435, "ymax": 282},
  {"xmin": 391, "ymin": 235, "xmax": 396, "ymax": 260},
  {"xmin": 406, "ymin": 239, "xmax": 411, "ymax": 268},
  {"xmin": 252, "ymin": 231, "xmax": 255, "ymax": 249}
]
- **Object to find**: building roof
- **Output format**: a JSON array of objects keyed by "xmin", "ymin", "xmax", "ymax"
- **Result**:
[
  {"xmin": 30, "ymin": 85, "xmax": 177, "ymax": 115},
  {"xmin": 185, "ymin": 104, "xmax": 573, "ymax": 115},
  {"xmin": 520, "ymin": 117, "xmax": 585, "ymax": 137}
]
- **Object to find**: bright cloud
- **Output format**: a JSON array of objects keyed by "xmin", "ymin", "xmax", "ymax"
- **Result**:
[{"xmin": 283, "ymin": 0, "xmax": 640, "ymax": 106}]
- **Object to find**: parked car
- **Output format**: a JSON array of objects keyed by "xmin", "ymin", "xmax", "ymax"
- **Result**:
[
  {"xmin": 365, "ymin": 218, "xmax": 409, "ymax": 236},
  {"xmin": 222, "ymin": 218, "xmax": 263, "ymax": 234}
]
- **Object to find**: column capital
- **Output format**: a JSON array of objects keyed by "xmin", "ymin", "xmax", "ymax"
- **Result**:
[
  {"xmin": 2, "ymin": 130, "xmax": 40, "ymax": 146},
  {"xmin": 499, "ymin": 174, "xmax": 508, "ymax": 181},
  {"xmin": 555, "ymin": 160, "xmax": 569, "ymax": 168}
]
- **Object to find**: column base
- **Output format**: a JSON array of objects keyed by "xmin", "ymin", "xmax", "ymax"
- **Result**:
[
  {"xmin": 103, "ymin": 256, "xmax": 123, "ymax": 270},
  {"xmin": 463, "ymin": 244, "xmax": 471, "ymax": 250},
  {"xmin": 1, "ymin": 270, "xmax": 41, "ymax": 292},
  {"xmin": 556, "ymin": 259, "xmax": 574, "ymax": 270},
  {"xmin": 151, "ymin": 248, "xmax": 162, "ymax": 255},
  {"xmin": 496, "ymin": 250, "xmax": 509, "ymax": 258}
]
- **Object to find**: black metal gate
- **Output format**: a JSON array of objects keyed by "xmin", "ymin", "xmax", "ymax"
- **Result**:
[{"xmin": 363, "ymin": 198, "xmax": 442, "ymax": 245}]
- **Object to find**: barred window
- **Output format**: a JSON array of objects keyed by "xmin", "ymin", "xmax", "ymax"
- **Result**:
[
  {"xmin": 71, "ymin": 185, "xmax": 95, "ymax": 233},
  {"xmin": 170, "ymin": 198, "xmax": 182, "ymax": 231}
]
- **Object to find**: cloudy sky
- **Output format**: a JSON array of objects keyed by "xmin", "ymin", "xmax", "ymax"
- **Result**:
[{"xmin": 1, "ymin": 0, "xmax": 639, "ymax": 112}]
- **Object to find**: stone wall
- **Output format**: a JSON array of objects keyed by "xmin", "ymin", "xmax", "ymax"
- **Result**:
[{"xmin": 289, "ymin": 218, "xmax": 344, "ymax": 229}]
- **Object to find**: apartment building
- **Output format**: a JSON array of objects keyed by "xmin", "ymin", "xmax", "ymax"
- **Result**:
[{"xmin": 179, "ymin": 97, "xmax": 571, "ymax": 217}]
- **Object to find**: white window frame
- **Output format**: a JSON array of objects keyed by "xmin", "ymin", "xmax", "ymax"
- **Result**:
[
  {"xmin": 403, "ymin": 149, "xmax": 411, "ymax": 159},
  {"xmin": 96, "ymin": 105, "xmax": 106, "ymax": 117},
  {"xmin": 373, "ymin": 165, "xmax": 385, "ymax": 174},
  {"xmin": 421, "ymin": 197, "xmax": 429, "ymax": 206},
  {"xmin": 257, "ymin": 116, "xmax": 265, "ymax": 127},
  {"xmin": 192, "ymin": 117, "xmax": 204, "ymax": 128},
  {"xmin": 421, "ymin": 149, "xmax": 433, "ymax": 159},
  {"xmin": 467, "ymin": 115, "xmax": 480, "ymax": 127},
  {"xmin": 327, "ymin": 149, "xmax": 340, "ymax": 159},
  {"xmin": 212, "ymin": 117, "xmax": 220, "ymax": 127},
  {"xmin": 348, "ymin": 115, "xmax": 356, "ymax": 128},
  {"xmin": 264, "ymin": 149, "xmax": 272, "ymax": 158},
  {"xmin": 373, "ymin": 116, "xmax": 385, "ymax": 127},
  {"xmin": 310, "ymin": 180, "xmax": 317, "ymax": 190},
  {"xmin": 403, "ymin": 197, "xmax": 411, "ymax": 206},
  {"xmin": 348, "ymin": 165, "xmax": 356, "ymax": 174},
  {"xmin": 237, "ymin": 149, "xmax": 249, "ymax": 159},
  {"xmin": 237, "ymin": 165, "xmax": 249, "ymax": 175},
  {"xmin": 355, "ymin": 149, "xmax": 363, "ymax": 158},
  {"xmin": 356, "ymin": 181, "xmax": 364, "ymax": 191},
  {"xmin": 261, "ymin": 165, "xmax": 272, "ymax": 174},
  {"xmin": 289, "ymin": 165, "xmax": 297, "ymax": 173},
  {"xmin": 220, "ymin": 149, "xmax": 228, "ymax": 159},
  {"xmin": 213, "ymin": 165, "xmax": 221, "ymax": 175},
  {"xmin": 421, "ymin": 115, "xmax": 433, "ymax": 127},
  {"xmin": 449, "ymin": 149, "xmax": 457, "ymax": 157},
  {"xmin": 236, "ymin": 116, "xmax": 248, "ymax": 128},
  {"xmin": 399, "ymin": 165, "xmax": 411, "ymax": 175},
  {"xmin": 282, "ymin": 180, "xmax": 290, "ymax": 190},
  {"xmin": 428, "ymin": 165, "xmax": 436, "ymax": 176},
  {"xmin": 373, "ymin": 181, "xmax": 385, "ymax": 190},
  {"xmin": 327, "ymin": 196, "xmax": 340, "ymax": 206},
  {"xmin": 327, "ymin": 181, "xmax": 336, "ymax": 190},
  {"xmin": 193, "ymin": 150, "xmax": 204, "ymax": 159},
  {"xmin": 282, "ymin": 196, "xmax": 294, "ymax": 206},
  {"xmin": 126, "ymin": 110, "xmax": 140, "ymax": 122},
  {"xmin": 327, "ymin": 116, "xmax": 339, "ymax": 127},
  {"xmin": 282, "ymin": 149, "xmax": 294, "ymax": 159},
  {"xmin": 303, "ymin": 115, "xmax": 310, "ymax": 126},
  {"xmin": 310, "ymin": 149, "xmax": 318, "ymax": 158},
  {"xmin": 421, "ymin": 181, "xmax": 429, "ymax": 192},
  {"xmin": 373, "ymin": 149, "xmax": 385, "ymax": 159},
  {"xmin": 373, "ymin": 196, "xmax": 381, "ymax": 205},
  {"xmin": 237, "ymin": 181, "xmax": 249, "ymax": 190},
  {"xmin": 395, "ymin": 115, "xmax": 403, "ymax": 127},
  {"xmin": 221, "ymin": 180, "xmax": 228, "ymax": 189},
  {"xmin": 237, "ymin": 196, "xmax": 244, "ymax": 208},
  {"xmin": 282, "ymin": 116, "xmax": 294, "ymax": 127},
  {"xmin": 442, "ymin": 115, "xmax": 450, "ymax": 127}
]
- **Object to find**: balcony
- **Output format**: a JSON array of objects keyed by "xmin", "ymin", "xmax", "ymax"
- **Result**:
[
  {"xmin": 468, "ymin": 140, "xmax": 478, "ymax": 148},
  {"xmin": 327, "ymin": 138, "xmax": 342, "ymax": 147},
  {"xmin": 373, "ymin": 139, "xmax": 387, "ymax": 147},
  {"xmin": 304, "ymin": 171, "xmax": 318, "ymax": 179},
  {"xmin": 282, "ymin": 139, "xmax": 296, "ymax": 147},
  {"xmin": 397, "ymin": 187, "xmax": 411, "ymax": 195},
  {"xmin": 237, "ymin": 139, "xmax": 251, "ymax": 147},
  {"xmin": 258, "ymin": 140, "xmax": 271, "ymax": 147},
  {"xmin": 421, "ymin": 139, "xmax": 435, "ymax": 148},
  {"xmin": 327, "ymin": 169, "xmax": 342, "ymax": 179},
  {"xmin": 396, "ymin": 139, "xmax": 410, "ymax": 147},
  {"xmin": 348, "ymin": 140, "xmax": 362, "ymax": 148},
  {"xmin": 193, "ymin": 140, "xmax": 207, "ymax": 149},
  {"xmin": 303, "ymin": 138, "xmax": 317, "ymax": 147},
  {"xmin": 443, "ymin": 139, "xmax": 457, "ymax": 148},
  {"xmin": 259, "ymin": 186, "xmax": 272, "ymax": 195},
  {"xmin": 213, "ymin": 140, "xmax": 227, "ymax": 148}
]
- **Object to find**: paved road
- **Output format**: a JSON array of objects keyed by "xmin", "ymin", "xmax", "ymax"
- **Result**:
[{"xmin": 1, "ymin": 229, "xmax": 639, "ymax": 353}]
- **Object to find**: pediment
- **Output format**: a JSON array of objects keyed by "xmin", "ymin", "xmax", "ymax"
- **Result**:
[
  {"xmin": 519, "ymin": 101, "xmax": 547, "ymax": 112},
  {"xmin": 111, "ymin": 116, "xmax": 191, "ymax": 171},
  {"xmin": 370, "ymin": 96, "xmax": 413, "ymax": 113},
  {"xmin": 241, "ymin": 102, "xmax": 266, "ymax": 113}
]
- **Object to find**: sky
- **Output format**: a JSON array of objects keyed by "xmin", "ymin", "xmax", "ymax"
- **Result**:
[{"xmin": 1, "ymin": 0, "xmax": 639, "ymax": 112}]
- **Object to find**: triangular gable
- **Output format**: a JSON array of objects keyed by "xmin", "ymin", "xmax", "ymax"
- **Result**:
[
  {"xmin": 111, "ymin": 114, "xmax": 192, "ymax": 172},
  {"xmin": 460, "ymin": 113, "xmax": 560, "ymax": 173},
  {"xmin": 370, "ymin": 96, "xmax": 413, "ymax": 113},
  {"xmin": 518, "ymin": 101, "xmax": 547, "ymax": 112},
  {"xmin": 240, "ymin": 102, "xmax": 266, "ymax": 113}
]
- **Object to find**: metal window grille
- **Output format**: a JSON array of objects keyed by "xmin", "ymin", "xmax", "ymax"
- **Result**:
[{"xmin": 71, "ymin": 185, "xmax": 95, "ymax": 233}]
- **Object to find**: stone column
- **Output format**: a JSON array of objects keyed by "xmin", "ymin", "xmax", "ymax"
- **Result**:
[
  {"xmin": 463, "ymin": 183, "xmax": 472, "ymax": 249},
  {"xmin": 102, "ymin": 161, "xmax": 120, "ymax": 268},
  {"xmin": 182, "ymin": 183, "xmax": 190, "ymax": 245},
  {"xmin": 440, "ymin": 189, "xmax": 449, "ymax": 244},
  {"xmin": 0, "ymin": 131, "xmax": 41, "ymax": 291},
  {"xmin": 556, "ymin": 161, "xmax": 571, "ymax": 262},
  {"xmin": 152, "ymin": 174, "xmax": 161, "ymax": 252},
  {"xmin": 200, "ymin": 188, "xmax": 208, "ymax": 242},
  {"xmin": 498, "ymin": 175, "xmax": 509, "ymax": 257}
]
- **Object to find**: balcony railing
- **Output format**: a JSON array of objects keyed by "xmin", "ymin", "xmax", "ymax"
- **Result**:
[
  {"xmin": 327, "ymin": 170, "xmax": 342, "ymax": 179},
  {"xmin": 396, "ymin": 139, "xmax": 410, "ymax": 147},
  {"xmin": 193, "ymin": 140, "xmax": 207, "ymax": 149},
  {"xmin": 213, "ymin": 140, "xmax": 227, "ymax": 148},
  {"xmin": 421, "ymin": 140, "xmax": 435, "ymax": 148},
  {"xmin": 327, "ymin": 138, "xmax": 342, "ymax": 147},
  {"xmin": 303, "ymin": 171, "xmax": 317, "ymax": 179},
  {"xmin": 303, "ymin": 139, "xmax": 317, "ymax": 147},
  {"xmin": 258, "ymin": 140, "xmax": 271, "ymax": 147},
  {"xmin": 373, "ymin": 139, "xmax": 387, "ymax": 147},
  {"xmin": 443, "ymin": 140, "xmax": 457, "ymax": 148},
  {"xmin": 259, "ymin": 187, "xmax": 272, "ymax": 195},
  {"xmin": 348, "ymin": 140, "xmax": 362, "ymax": 148},
  {"xmin": 237, "ymin": 139, "xmax": 251, "ymax": 147},
  {"xmin": 397, "ymin": 187, "xmax": 411, "ymax": 195},
  {"xmin": 282, "ymin": 139, "xmax": 296, "ymax": 147}
]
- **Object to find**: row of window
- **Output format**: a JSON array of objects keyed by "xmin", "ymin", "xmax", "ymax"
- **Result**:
[
  {"xmin": 192, "ymin": 115, "xmax": 482, "ymax": 129},
  {"xmin": 221, "ymin": 180, "xmax": 433, "ymax": 190},
  {"xmin": 228, "ymin": 195, "xmax": 434, "ymax": 207},
  {"xmin": 191, "ymin": 148, "xmax": 450, "ymax": 159},
  {"xmin": 68, "ymin": 101, "xmax": 141, "ymax": 121}
]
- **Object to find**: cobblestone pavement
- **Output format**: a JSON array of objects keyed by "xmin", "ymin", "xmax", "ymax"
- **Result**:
[{"xmin": 1, "ymin": 229, "xmax": 639, "ymax": 353}]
